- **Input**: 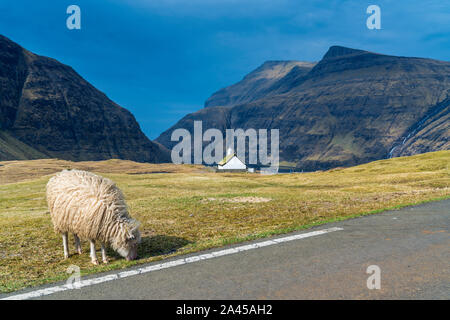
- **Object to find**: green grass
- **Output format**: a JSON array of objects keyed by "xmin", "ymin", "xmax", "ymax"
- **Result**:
[{"xmin": 0, "ymin": 151, "xmax": 449, "ymax": 293}]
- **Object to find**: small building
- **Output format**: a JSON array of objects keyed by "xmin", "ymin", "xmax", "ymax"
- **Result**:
[{"xmin": 217, "ymin": 152, "xmax": 246, "ymax": 171}]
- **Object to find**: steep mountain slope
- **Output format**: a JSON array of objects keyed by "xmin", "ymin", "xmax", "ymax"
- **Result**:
[
  {"xmin": 157, "ymin": 46, "xmax": 450, "ymax": 170},
  {"xmin": 0, "ymin": 131, "xmax": 48, "ymax": 160},
  {"xmin": 388, "ymin": 97, "xmax": 449, "ymax": 158},
  {"xmin": 0, "ymin": 35, "xmax": 170, "ymax": 162},
  {"xmin": 205, "ymin": 60, "xmax": 315, "ymax": 108}
]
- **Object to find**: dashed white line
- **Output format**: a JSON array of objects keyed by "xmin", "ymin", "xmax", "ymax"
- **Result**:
[{"xmin": 2, "ymin": 226, "xmax": 343, "ymax": 300}]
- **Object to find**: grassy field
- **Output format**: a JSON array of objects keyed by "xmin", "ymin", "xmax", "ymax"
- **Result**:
[{"xmin": 0, "ymin": 151, "xmax": 449, "ymax": 293}]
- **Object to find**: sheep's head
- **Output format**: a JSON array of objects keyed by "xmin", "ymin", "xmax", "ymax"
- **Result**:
[{"xmin": 116, "ymin": 219, "xmax": 141, "ymax": 261}]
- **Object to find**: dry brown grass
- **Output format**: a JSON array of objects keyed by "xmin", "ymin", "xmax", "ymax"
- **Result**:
[
  {"xmin": 204, "ymin": 196, "xmax": 272, "ymax": 203},
  {"xmin": 0, "ymin": 151, "xmax": 448, "ymax": 293},
  {"xmin": 0, "ymin": 158, "xmax": 204, "ymax": 184}
]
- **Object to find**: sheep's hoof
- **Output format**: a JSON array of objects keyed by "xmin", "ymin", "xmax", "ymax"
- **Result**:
[
  {"xmin": 102, "ymin": 259, "xmax": 109, "ymax": 264},
  {"xmin": 64, "ymin": 255, "xmax": 69, "ymax": 259},
  {"xmin": 77, "ymin": 249, "xmax": 83, "ymax": 255},
  {"xmin": 91, "ymin": 259, "xmax": 99, "ymax": 265}
]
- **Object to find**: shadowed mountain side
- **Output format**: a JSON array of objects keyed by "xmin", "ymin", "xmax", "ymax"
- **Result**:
[
  {"xmin": 388, "ymin": 98, "xmax": 449, "ymax": 158},
  {"xmin": 205, "ymin": 60, "xmax": 316, "ymax": 108},
  {"xmin": 0, "ymin": 34, "xmax": 170, "ymax": 162},
  {"xmin": 157, "ymin": 46, "xmax": 450, "ymax": 170},
  {"xmin": 0, "ymin": 131, "xmax": 48, "ymax": 160}
]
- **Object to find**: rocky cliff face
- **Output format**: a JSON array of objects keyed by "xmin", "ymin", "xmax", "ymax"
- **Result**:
[
  {"xmin": 157, "ymin": 46, "xmax": 450, "ymax": 170},
  {"xmin": 0, "ymin": 35, "xmax": 170, "ymax": 162},
  {"xmin": 388, "ymin": 97, "xmax": 449, "ymax": 158}
]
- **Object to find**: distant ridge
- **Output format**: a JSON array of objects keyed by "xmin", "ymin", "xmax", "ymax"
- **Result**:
[
  {"xmin": 157, "ymin": 46, "xmax": 450, "ymax": 170},
  {"xmin": 204, "ymin": 60, "xmax": 316, "ymax": 108},
  {"xmin": 322, "ymin": 45, "xmax": 368, "ymax": 59}
]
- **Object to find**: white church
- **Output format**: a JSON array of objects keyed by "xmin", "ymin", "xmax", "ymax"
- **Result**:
[{"xmin": 217, "ymin": 149, "xmax": 247, "ymax": 171}]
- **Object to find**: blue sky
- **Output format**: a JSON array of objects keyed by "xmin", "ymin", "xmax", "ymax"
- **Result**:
[{"xmin": 1, "ymin": 0, "xmax": 449, "ymax": 139}]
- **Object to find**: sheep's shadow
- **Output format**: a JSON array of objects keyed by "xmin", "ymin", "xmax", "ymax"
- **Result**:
[
  {"xmin": 107, "ymin": 235, "xmax": 191, "ymax": 260},
  {"xmin": 138, "ymin": 235, "xmax": 191, "ymax": 259}
]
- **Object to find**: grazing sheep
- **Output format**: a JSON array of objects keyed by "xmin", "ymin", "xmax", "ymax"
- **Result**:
[{"xmin": 46, "ymin": 169, "xmax": 141, "ymax": 264}]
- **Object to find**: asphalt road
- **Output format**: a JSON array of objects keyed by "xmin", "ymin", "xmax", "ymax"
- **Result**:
[{"xmin": 3, "ymin": 199, "xmax": 449, "ymax": 299}]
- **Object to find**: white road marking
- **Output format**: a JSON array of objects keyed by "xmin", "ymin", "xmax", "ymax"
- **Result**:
[{"xmin": 2, "ymin": 227, "xmax": 343, "ymax": 300}]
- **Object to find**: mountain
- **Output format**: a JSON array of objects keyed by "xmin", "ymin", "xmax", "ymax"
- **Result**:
[
  {"xmin": 0, "ymin": 35, "xmax": 170, "ymax": 162},
  {"xmin": 388, "ymin": 96, "xmax": 449, "ymax": 158},
  {"xmin": 156, "ymin": 46, "xmax": 450, "ymax": 170},
  {"xmin": 205, "ymin": 60, "xmax": 316, "ymax": 108}
]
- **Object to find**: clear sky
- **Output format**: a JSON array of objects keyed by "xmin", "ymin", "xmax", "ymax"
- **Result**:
[{"xmin": 1, "ymin": 0, "xmax": 449, "ymax": 139}]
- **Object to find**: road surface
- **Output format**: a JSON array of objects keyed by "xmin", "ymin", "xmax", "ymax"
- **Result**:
[{"xmin": 2, "ymin": 199, "xmax": 449, "ymax": 299}]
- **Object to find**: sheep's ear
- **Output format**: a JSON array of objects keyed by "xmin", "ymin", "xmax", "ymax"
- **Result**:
[
  {"xmin": 126, "ymin": 228, "xmax": 135, "ymax": 240},
  {"xmin": 126, "ymin": 219, "xmax": 141, "ymax": 239},
  {"xmin": 130, "ymin": 219, "xmax": 141, "ymax": 230}
]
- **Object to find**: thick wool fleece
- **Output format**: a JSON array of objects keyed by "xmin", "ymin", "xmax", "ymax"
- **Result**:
[{"xmin": 46, "ymin": 169, "xmax": 139, "ymax": 251}]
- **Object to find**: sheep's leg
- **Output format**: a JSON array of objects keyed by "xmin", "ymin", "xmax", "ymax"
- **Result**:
[
  {"xmin": 89, "ymin": 240, "xmax": 99, "ymax": 265},
  {"xmin": 74, "ymin": 234, "xmax": 82, "ymax": 254},
  {"xmin": 101, "ymin": 244, "xmax": 108, "ymax": 264},
  {"xmin": 62, "ymin": 233, "xmax": 69, "ymax": 259}
]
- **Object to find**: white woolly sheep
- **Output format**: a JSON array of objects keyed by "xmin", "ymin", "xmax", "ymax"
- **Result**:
[{"xmin": 46, "ymin": 169, "xmax": 141, "ymax": 264}]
